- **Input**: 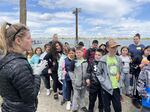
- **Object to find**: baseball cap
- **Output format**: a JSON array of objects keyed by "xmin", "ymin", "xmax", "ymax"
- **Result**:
[{"xmin": 107, "ymin": 39, "xmax": 120, "ymax": 48}]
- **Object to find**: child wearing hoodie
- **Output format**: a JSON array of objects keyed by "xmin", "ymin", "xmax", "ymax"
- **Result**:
[
  {"xmin": 137, "ymin": 55, "xmax": 150, "ymax": 112},
  {"xmin": 69, "ymin": 46, "xmax": 89, "ymax": 112},
  {"xmin": 86, "ymin": 49, "xmax": 104, "ymax": 112},
  {"xmin": 99, "ymin": 39, "xmax": 123, "ymax": 112}
]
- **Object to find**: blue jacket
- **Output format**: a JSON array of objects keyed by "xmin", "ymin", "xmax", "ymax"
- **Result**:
[{"xmin": 64, "ymin": 57, "xmax": 75, "ymax": 81}]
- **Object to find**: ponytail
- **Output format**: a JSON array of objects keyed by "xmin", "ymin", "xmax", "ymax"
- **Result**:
[
  {"xmin": 0, "ymin": 22, "xmax": 29, "ymax": 55},
  {"xmin": 0, "ymin": 22, "xmax": 7, "ymax": 56}
]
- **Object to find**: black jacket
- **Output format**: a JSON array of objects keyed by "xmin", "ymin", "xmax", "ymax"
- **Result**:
[
  {"xmin": 87, "ymin": 60, "xmax": 101, "ymax": 92},
  {"xmin": 0, "ymin": 53, "xmax": 41, "ymax": 112},
  {"xmin": 43, "ymin": 52, "xmax": 59, "ymax": 74}
]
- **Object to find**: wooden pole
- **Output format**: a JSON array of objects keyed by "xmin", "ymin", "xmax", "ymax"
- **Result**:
[
  {"xmin": 20, "ymin": 0, "xmax": 26, "ymax": 25},
  {"xmin": 73, "ymin": 8, "xmax": 81, "ymax": 45},
  {"xmin": 75, "ymin": 8, "xmax": 79, "ymax": 45}
]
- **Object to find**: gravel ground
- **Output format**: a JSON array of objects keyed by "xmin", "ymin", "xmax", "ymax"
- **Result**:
[
  {"xmin": 0, "ymin": 82, "xmax": 141, "ymax": 112},
  {"xmin": 37, "ymin": 82, "xmax": 142, "ymax": 112},
  {"xmin": 37, "ymin": 91, "xmax": 141, "ymax": 112}
]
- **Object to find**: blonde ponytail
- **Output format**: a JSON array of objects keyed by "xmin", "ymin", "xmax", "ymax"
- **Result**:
[
  {"xmin": 0, "ymin": 22, "xmax": 29, "ymax": 55},
  {"xmin": 0, "ymin": 22, "xmax": 7, "ymax": 56}
]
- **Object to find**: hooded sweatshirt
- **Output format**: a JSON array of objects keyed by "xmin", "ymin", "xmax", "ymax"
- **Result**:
[{"xmin": 137, "ymin": 63, "xmax": 150, "ymax": 108}]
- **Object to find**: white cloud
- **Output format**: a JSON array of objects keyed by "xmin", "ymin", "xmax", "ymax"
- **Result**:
[
  {"xmin": 85, "ymin": 18, "xmax": 113, "ymax": 26},
  {"xmin": 1, "ymin": 0, "xmax": 150, "ymax": 38},
  {"xmin": 1, "ymin": 10, "xmax": 150, "ymax": 38},
  {"xmin": 0, "ymin": 10, "xmax": 75, "ymax": 37},
  {"xmin": 133, "ymin": 0, "xmax": 150, "ymax": 3},
  {"xmin": 27, "ymin": 11, "xmax": 73, "ymax": 23},
  {"xmin": 1, "ymin": 0, "xmax": 19, "ymax": 4},
  {"xmin": 44, "ymin": 27, "xmax": 74, "ymax": 37},
  {"xmin": 38, "ymin": 0, "xmax": 136, "ymax": 18},
  {"xmin": 0, "ymin": 12, "xmax": 19, "ymax": 23},
  {"xmin": 80, "ymin": 17, "xmax": 150, "ymax": 37}
]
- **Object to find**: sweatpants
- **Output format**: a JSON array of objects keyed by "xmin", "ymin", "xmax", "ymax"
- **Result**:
[
  {"xmin": 72, "ymin": 87, "xmax": 86, "ymax": 111},
  {"xmin": 88, "ymin": 87, "xmax": 103, "ymax": 112},
  {"xmin": 123, "ymin": 73, "xmax": 131, "ymax": 95},
  {"xmin": 101, "ymin": 88, "xmax": 122, "ymax": 112}
]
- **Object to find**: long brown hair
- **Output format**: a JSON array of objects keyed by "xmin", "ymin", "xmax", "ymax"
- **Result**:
[{"xmin": 50, "ymin": 41, "xmax": 63, "ymax": 60}]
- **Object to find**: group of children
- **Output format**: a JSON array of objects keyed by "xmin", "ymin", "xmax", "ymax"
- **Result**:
[{"xmin": 26, "ymin": 38, "xmax": 150, "ymax": 112}]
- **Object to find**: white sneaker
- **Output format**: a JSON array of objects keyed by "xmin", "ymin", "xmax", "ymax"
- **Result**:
[
  {"xmin": 46, "ymin": 89, "xmax": 50, "ymax": 96},
  {"xmin": 66, "ymin": 101, "xmax": 71, "ymax": 110},
  {"xmin": 50, "ymin": 88, "xmax": 53, "ymax": 91}
]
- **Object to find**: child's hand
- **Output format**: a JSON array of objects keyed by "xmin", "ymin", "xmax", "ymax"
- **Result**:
[
  {"xmin": 86, "ymin": 79, "xmax": 90, "ymax": 86},
  {"xmin": 116, "ymin": 73, "xmax": 120, "ymax": 81},
  {"xmin": 139, "ymin": 63, "xmax": 145, "ymax": 69}
]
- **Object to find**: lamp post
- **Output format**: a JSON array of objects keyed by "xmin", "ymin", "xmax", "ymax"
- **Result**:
[
  {"xmin": 20, "ymin": 0, "xmax": 26, "ymax": 25},
  {"xmin": 73, "ymin": 8, "xmax": 81, "ymax": 45}
]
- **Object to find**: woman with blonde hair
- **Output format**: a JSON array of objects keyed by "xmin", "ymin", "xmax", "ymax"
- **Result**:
[
  {"xmin": 0, "ymin": 22, "xmax": 47, "ymax": 112},
  {"xmin": 0, "ymin": 33, "xmax": 7, "ymax": 59}
]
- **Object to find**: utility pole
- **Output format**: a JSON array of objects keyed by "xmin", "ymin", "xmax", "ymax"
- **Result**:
[
  {"xmin": 73, "ymin": 8, "xmax": 81, "ymax": 45},
  {"xmin": 20, "ymin": 0, "xmax": 26, "ymax": 25}
]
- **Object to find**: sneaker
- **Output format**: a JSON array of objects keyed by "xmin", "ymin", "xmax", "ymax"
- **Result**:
[
  {"xmin": 46, "ymin": 89, "xmax": 50, "ymax": 96},
  {"xmin": 66, "ymin": 101, "xmax": 71, "ymax": 110},
  {"xmin": 80, "ymin": 107, "xmax": 88, "ymax": 112},
  {"xmin": 50, "ymin": 88, "xmax": 53, "ymax": 91},
  {"xmin": 132, "ymin": 98, "xmax": 141, "ymax": 109},
  {"xmin": 54, "ymin": 94, "xmax": 58, "ymax": 100}
]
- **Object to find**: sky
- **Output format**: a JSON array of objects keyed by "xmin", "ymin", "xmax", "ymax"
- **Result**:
[{"xmin": 0, "ymin": 0, "xmax": 150, "ymax": 38}]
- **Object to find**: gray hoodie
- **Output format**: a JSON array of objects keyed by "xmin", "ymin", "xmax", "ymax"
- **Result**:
[
  {"xmin": 137, "ymin": 64, "xmax": 150, "ymax": 96},
  {"xmin": 97, "ymin": 55, "xmax": 123, "ymax": 95},
  {"xmin": 69, "ymin": 59, "xmax": 89, "ymax": 89}
]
